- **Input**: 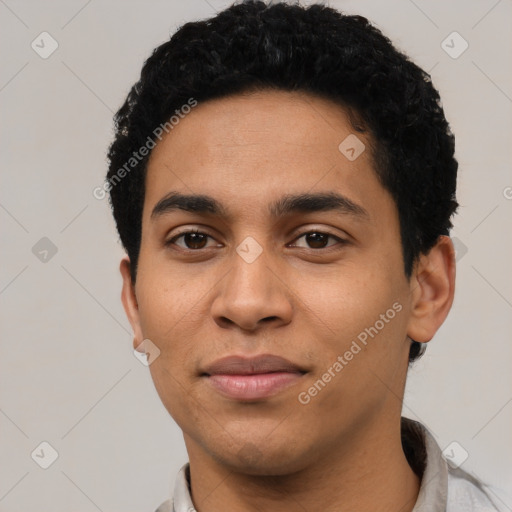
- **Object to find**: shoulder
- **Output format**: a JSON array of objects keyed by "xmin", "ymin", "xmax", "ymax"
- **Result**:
[
  {"xmin": 447, "ymin": 468, "xmax": 503, "ymax": 512},
  {"xmin": 402, "ymin": 418, "xmax": 505, "ymax": 512},
  {"xmin": 154, "ymin": 498, "xmax": 173, "ymax": 512}
]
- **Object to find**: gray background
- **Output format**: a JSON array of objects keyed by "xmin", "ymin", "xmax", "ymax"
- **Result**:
[{"xmin": 1, "ymin": 0, "xmax": 511, "ymax": 511}]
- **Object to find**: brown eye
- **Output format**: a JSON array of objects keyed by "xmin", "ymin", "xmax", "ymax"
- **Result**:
[
  {"xmin": 305, "ymin": 232, "xmax": 329, "ymax": 249},
  {"xmin": 291, "ymin": 231, "xmax": 345, "ymax": 249},
  {"xmin": 182, "ymin": 232, "xmax": 208, "ymax": 249},
  {"xmin": 167, "ymin": 230, "xmax": 216, "ymax": 250}
]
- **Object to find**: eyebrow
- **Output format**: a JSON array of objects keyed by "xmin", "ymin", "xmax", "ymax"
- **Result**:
[{"xmin": 151, "ymin": 191, "xmax": 369, "ymax": 221}]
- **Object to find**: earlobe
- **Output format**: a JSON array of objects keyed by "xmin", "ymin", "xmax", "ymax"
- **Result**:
[
  {"xmin": 120, "ymin": 256, "xmax": 144, "ymax": 349},
  {"xmin": 406, "ymin": 236, "xmax": 456, "ymax": 343}
]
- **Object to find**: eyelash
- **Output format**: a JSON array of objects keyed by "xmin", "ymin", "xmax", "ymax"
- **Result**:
[{"xmin": 165, "ymin": 229, "xmax": 347, "ymax": 251}]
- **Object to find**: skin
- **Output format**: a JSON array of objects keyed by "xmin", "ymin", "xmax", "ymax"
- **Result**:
[{"xmin": 120, "ymin": 90, "xmax": 456, "ymax": 512}]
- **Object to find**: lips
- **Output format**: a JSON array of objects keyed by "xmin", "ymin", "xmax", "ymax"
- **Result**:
[
  {"xmin": 203, "ymin": 354, "xmax": 305, "ymax": 376},
  {"xmin": 202, "ymin": 354, "xmax": 306, "ymax": 401}
]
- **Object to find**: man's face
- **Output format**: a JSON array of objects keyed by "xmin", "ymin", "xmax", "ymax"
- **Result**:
[{"xmin": 129, "ymin": 90, "xmax": 415, "ymax": 474}]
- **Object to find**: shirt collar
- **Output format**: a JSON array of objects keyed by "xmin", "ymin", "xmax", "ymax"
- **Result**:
[
  {"xmin": 166, "ymin": 417, "xmax": 449, "ymax": 512},
  {"xmin": 406, "ymin": 417, "xmax": 448, "ymax": 511}
]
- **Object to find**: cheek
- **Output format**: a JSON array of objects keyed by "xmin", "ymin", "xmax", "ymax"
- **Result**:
[
  {"xmin": 135, "ymin": 267, "xmax": 202, "ymax": 357},
  {"xmin": 295, "ymin": 274, "xmax": 408, "ymax": 417},
  {"xmin": 299, "ymin": 267, "xmax": 401, "ymax": 338},
  {"xmin": 295, "ymin": 263, "xmax": 410, "ymax": 399}
]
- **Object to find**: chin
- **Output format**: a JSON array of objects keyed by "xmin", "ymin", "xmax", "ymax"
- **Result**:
[{"xmin": 209, "ymin": 439, "xmax": 312, "ymax": 477}]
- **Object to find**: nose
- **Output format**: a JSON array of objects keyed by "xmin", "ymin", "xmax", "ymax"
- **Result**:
[{"xmin": 210, "ymin": 248, "xmax": 293, "ymax": 332}]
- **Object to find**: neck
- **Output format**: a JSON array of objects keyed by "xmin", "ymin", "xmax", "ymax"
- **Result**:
[{"xmin": 184, "ymin": 414, "xmax": 420, "ymax": 512}]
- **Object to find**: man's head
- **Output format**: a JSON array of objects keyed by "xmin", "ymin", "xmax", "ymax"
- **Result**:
[
  {"xmin": 107, "ymin": 1, "xmax": 457, "ymax": 476},
  {"xmin": 107, "ymin": 1, "xmax": 458, "ymax": 364}
]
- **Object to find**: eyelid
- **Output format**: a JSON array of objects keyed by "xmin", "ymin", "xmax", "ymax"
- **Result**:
[
  {"xmin": 288, "ymin": 224, "xmax": 349, "ymax": 242},
  {"xmin": 288, "ymin": 230, "xmax": 347, "ymax": 249},
  {"xmin": 166, "ymin": 228, "xmax": 220, "ymax": 248}
]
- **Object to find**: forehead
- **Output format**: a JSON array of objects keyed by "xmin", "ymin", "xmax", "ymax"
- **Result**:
[
  {"xmin": 143, "ymin": 90, "xmax": 391, "ymax": 223},
  {"xmin": 149, "ymin": 90, "xmax": 361, "ymax": 166}
]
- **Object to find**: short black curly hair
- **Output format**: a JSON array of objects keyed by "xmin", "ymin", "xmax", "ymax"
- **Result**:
[{"xmin": 106, "ymin": 0, "xmax": 458, "ymax": 363}]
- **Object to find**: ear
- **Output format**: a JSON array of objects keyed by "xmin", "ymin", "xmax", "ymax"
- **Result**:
[
  {"xmin": 120, "ymin": 256, "xmax": 144, "ymax": 350},
  {"xmin": 407, "ymin": 235, "xmax": 456, "ymax": 343}
]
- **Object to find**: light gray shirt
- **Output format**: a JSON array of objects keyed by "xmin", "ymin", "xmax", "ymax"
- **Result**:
[{"xmin": 155, "ymin": 418, "xmax": 502, "ymax": 512}]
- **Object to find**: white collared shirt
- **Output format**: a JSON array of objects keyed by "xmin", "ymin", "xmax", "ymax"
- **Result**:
[{"xmin": 155, "ymin": 418, "xmax": 502, "ymax": 512}]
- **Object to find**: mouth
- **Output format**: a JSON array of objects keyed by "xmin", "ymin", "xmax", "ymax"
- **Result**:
[{"xmin": 201, "ymin": 354, "xmax": 307, "ymax": 401}]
